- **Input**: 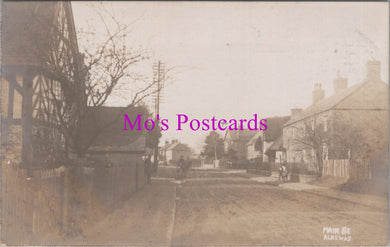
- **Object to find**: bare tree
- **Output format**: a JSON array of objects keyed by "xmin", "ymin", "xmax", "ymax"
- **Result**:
[
  {"xmin": 27, "ymin": 2, "xmax": 171, "ymax": 159},
  {"xmin": 292, "ymin": 111, "xmax": 388, "ymax": 178},
  {"xmin": 329, "ymin": 112, "xmax": 388, "ymax": 180},
  {"xmin": 292, "ymin": 118, "xmax": 328, "ymax": 177}
]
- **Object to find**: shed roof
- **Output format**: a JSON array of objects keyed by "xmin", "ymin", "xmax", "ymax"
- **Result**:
[{"xmin": 80, "ymin": 106, "xmax": 148, "ymax": 152}]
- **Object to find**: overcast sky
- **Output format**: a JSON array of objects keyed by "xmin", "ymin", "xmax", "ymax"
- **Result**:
[{"xmin": 72, "ymin": 1, "xmax": 389, "ymax": 152}]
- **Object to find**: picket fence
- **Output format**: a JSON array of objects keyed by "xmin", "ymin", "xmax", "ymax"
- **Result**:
[{"xmin": 322, "ymin": 159, "xmax": 350, "ymax": 178}]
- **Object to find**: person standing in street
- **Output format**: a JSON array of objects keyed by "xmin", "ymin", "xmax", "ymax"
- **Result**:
[
  {"xmin": 184, "ymin": 157, "xmax": 192, "ymax": 178},
  {"xmin": 281, "ymin": 163, "xmax": 288, "ymax": 181},
  {"xmin": 177, "ymin": 155, "xmax": 185, "ymax": 179},
  {"xmin": 279, "ymin": 164, "xmax": 283, "ymax": 181}
]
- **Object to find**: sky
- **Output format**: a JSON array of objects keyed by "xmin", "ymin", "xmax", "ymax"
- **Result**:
[{"xmin": 72, "ymin": 2, "xmax": 389, "ymax": 152}]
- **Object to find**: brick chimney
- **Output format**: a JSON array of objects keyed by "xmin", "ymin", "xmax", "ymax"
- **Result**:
[
  {"xmin": 291, "ymin": 108, "xmax": 303, "ymax": 119},
  {"xmin": 333, "ymin": 70, "xmax": 348, "ymax": 95},
  {"xmin": 366, "ymin": 61, "xmax": 381, "ymax": 81},
  {"xmin": 312, "ymin": 83, "xmax": 324, "ymax": 104}
]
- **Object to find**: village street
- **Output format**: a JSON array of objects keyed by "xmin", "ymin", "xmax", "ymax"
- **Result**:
[{"xmin": 70, "ymin": 169, "xmax": 388, "ymax": 246}]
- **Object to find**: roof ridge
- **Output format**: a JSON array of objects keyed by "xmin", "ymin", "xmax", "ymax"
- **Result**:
[
  {"xmin": 331, "ymin": 80, "xmax": 369, "ymax": 109},
  {"xmin": 284, "ymin": 80, "xmax": 370, "ymax": 127}
]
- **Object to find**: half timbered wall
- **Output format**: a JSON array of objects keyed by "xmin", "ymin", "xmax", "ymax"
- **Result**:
[{"xmin": 1, "ymin": 2, "xmax": 79, "ymax": 167}]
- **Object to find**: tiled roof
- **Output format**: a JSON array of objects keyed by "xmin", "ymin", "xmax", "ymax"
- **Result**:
[
  {"xmin": 284, "ymin": 80, "xmax": 387, "ymax": 127},
  {"xmin": 263, "ymin": 116, "xmax": 290, "ymax": 142},
  {"xmin": 225, "ymin": 129, "xmax": 257, "ymax": 142},
  {"xmin": 167, "ymin": 143, "xmax": 190, "ymax": 151},
  {"xmin": 266, "ymin": 134, "xmax": 284, "ymax": 152},
  {"xmin": 160, "ymin": 143, "xmax": 175, "ymax": 151},
  {"xmin": 1, "ymin": 2, "xmax": 76, "ymax": 66},
  {"xmin": 166, "ymin": 143, "xmax": 179, "ymax": 151},
  {"xmin": 246, "ymin": 116, "xmax": 290, "ymax": 146},
  {"xmin": 161, "ymin": 142, "xmax": 190, "ymax": 151}
]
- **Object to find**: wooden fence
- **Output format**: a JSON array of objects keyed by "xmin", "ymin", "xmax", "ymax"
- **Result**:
[
  {"xmin": 322, "ymin": 159, "xmax": 350, "ymax": 178},
  {"xmin": 1, "ymin": 165, "xmax": 65, "ymax": 245},
  {"xmin": 1, "ymin": 162, "xmax": 146, "ymax": 245},
  {"xmin": 348, "ymin": 159, "xmax": 372, "ymax": 180}
]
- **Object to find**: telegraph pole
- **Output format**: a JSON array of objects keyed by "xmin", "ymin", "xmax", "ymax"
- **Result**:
[
  {"xmin": 153, "ymin": 61, "xmax": 165, "ymax": 171},
  {"xmin": 153, "ymin": 61, "xmax": 165, "ymax": 115}
]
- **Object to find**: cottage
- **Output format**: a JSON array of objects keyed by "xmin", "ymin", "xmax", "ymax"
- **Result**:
[
  {"xmin": 1, "ymin": 2, "xmax": 80, "ymax": 166},
  {"xmin": 224, "ymin": 129, "xmax": 257, "ymax": 161},
  {"xmin": 246, "ymin": 116, "xmax": 290, "ymax": 163},
  {"xmin": 283, "ymin": 61, "xmax": 388, "ymax": 178},
  {"xmin": 160, "ymin": 140, "xmax": 191, "ymax": 165}
]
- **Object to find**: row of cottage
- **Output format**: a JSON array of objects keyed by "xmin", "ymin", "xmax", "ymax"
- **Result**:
[
  {"xmin": 224, "ymin": 61, "xmax": 388, "ymax": 178},
  {"xmin": 158, "ymin": 62, "xmax": 387, "ymax": 177}
]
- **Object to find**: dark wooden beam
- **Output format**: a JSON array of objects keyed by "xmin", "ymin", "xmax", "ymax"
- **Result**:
[
  {"xmin": 22, "ymin": 71, "xmax": 35, "ymax": 167},
  {"xmin": 7, "ymin": 77, "xmax": 14, "ymax": 119},
  {"xmin": 7, "ymin": 75, "xmax": 23, "ymax": 95}
]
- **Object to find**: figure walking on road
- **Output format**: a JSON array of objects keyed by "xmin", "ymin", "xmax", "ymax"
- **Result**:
[
  {"xmin": 184, "ymin": 157, "xmax": 192, "ymax": 178},
  {"xmin": 177, "ymin": 155, "xmax": 185, "ymax": 179}
]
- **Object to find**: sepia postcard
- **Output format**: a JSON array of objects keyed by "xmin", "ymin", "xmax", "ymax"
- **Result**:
[{"xmin": 0, "ymin": 1, "xmax": 389, "ymax": 246}]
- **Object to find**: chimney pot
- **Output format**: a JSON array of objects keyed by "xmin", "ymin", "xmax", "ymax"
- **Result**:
[
  {"xmin": 333, "ymin": 70, "xmax": 348, "ymax": 95},
  {"xmin": 291, "ymin": 108, "xmax": 303, "ymax": 119},
  {"xmin": 312, "ymin": 83, "xmax": 325, "ymax": 104}
]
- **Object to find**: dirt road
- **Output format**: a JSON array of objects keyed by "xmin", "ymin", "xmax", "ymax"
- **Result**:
[{"xmin": 71, "ymin": 169, "xmax": 388, "ymax": 246}]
